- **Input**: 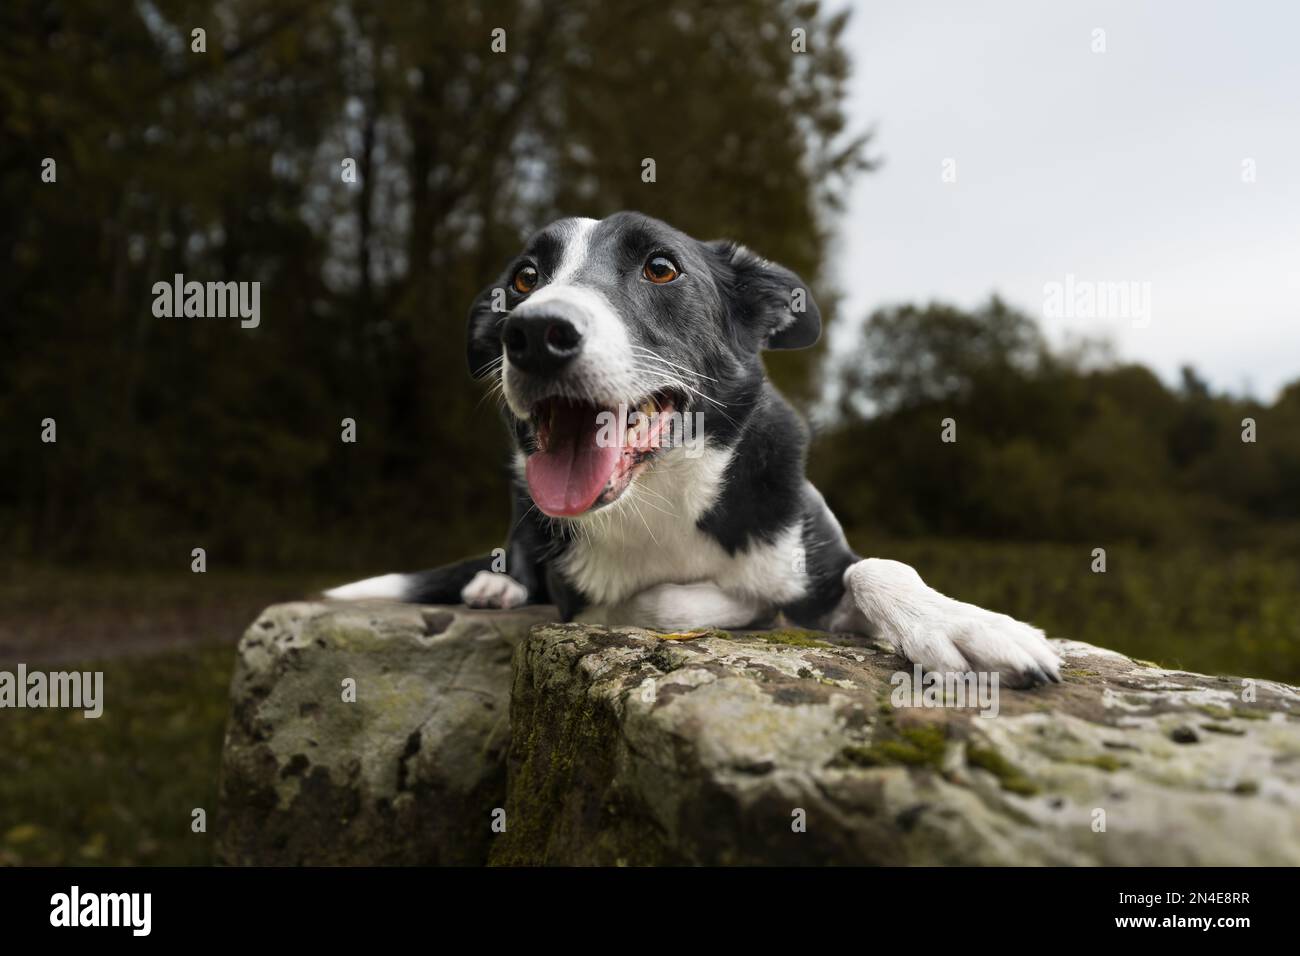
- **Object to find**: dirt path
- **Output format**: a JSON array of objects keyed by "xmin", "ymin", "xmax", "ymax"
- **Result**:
[{"xmin": 0, "ymin": 571, "xmax": 333, "ymax": 665}]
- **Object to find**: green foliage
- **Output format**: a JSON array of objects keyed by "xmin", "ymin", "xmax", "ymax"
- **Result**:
[{"xmin": 817, "ymin": 298, "xmax": 1300, "ymax": 550}]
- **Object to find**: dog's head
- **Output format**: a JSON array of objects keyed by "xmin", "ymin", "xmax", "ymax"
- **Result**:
[{"xmin": 466, "ymin": 211, "xmax": 820, "ymax": 518}]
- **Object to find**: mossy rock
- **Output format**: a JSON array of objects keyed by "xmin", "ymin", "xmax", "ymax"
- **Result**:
[{"xmin": 218, "ymin": 606, "xmax": 1300, "ymax": 865}]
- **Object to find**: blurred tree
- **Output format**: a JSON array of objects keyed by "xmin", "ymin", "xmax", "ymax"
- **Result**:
[
  {"xmin": 832, "ymin": 297, "xmax": 1046, "ymax": 416},
  {"xmin": 815, "ymin": 298, "xmax": 1300, "ymax": 549}
]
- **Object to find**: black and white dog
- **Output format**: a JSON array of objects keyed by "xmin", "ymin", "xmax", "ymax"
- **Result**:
[{"xmin": 327, "ymin": 212, "xmax": 1061, "ymax": 687}]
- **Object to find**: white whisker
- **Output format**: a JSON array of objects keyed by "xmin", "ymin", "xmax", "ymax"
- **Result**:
[
  {"xmin": 629, "ymin": 365, "xmax": 730, "ymax": 409},
  {"xmin": 630, "ymin": 345, "xmax": 721, "ymax": 383}
]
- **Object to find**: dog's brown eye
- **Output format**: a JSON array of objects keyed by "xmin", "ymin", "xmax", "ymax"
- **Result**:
[
  {"xmin": 512, "ymin": 265, "xmax": 539, "ymax": 294},
  {"xmin": 643, "ymin": 255, "xmax": 679, "ymax": 284}
]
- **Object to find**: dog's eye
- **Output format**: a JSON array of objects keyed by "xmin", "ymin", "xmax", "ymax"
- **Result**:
[
  {"xmin": 643, "ymin": 255, "xmax": 680, "ymax": 284},
  {"xmin": 512, "ymin": 265, "xmax": 539, "ymax": 295}
]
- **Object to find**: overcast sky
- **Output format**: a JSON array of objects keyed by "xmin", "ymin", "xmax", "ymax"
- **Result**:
[{"xmin": 831, "ymin": 0, "xmax": 1300, "ymax": 400}]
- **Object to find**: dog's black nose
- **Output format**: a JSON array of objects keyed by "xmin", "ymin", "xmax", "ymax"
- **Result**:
[{"xmin": 502, "ymin": 313, "xmax": 583, "ymax": 376}]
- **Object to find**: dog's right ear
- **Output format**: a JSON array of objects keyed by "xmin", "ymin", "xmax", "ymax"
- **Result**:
[
  {"xmin": 466, "ymin": 281, "xmax": 507, "ymax": 379},
  {"xmin": 706, "ymin": 241, "xmax": 822, "ymax": 351}
]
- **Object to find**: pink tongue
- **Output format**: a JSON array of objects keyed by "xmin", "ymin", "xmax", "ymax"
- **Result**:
[{"xmin": 526, "ymin": 406, "xmax": 621, "ymax": 517}]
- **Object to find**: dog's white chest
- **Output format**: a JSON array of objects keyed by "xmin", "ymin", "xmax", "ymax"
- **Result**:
[{"xmin": 557, "ymin": 448, "xmax": 806, "ymax": 609}]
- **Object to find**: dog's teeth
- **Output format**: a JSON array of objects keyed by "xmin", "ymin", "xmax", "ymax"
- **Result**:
[{"xmin": 626, "ymin": 426, "xmax": 637, "ymax": 446}]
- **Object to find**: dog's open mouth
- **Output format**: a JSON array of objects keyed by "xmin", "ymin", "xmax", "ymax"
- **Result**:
[{"xmin": 525, "ymin": 391, "xmax": 678, "ymax": 517}]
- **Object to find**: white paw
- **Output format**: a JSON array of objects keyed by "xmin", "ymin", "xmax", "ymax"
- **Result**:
[
  {"xmin": 843, "ymin": 559, "xmax": 1061, "ymax": 689},
  {"xmin": 460, "ymin": 571, "xmax": 529, "ymax": 609}
]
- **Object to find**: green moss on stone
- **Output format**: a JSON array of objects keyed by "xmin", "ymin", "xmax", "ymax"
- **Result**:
[
  {"xmin": 839, "ymin": 725, "xmax": 948, "ymax": 769},
  {"xmin": 1063, "ymin": 754, "xmax": 1127, "ymax": 772},
  {"xmin": 490, "ymin": 642, "xmax": 678, "ymax": 866},
  {"xmin": 1231, "ymin": 707, "xmax": 1269, "ymax": 721},
  {"xmin": 743, "ymin": 629, "xmax": 831, "ymax": 649},
  {"xmin": 966, "ymin": 746, "xmax": 1040, "ymax": 796},
  {"xmin": 1201, "ymin": 722, "xmax": 1246, "ymax": 736}
]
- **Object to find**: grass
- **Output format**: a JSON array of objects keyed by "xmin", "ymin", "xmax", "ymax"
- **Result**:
[
  {"xmin": 2, "ymin": 540, "xmax": 1298, "ymax": 865},
  {"xmin": 0, "ymin": 642, "xmax": 234, "ymax": 865},
  {"xmin": 0, "ymin": 567, "xmax": 328, "ymax": 866}
]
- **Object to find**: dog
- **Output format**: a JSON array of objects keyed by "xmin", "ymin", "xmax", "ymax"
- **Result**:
[{"xmin": 325, "ymin": 212, "xmax": 1062, "ymax": 688}]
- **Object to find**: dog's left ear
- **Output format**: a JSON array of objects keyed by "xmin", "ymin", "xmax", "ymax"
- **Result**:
[
  {"xmin": 709, "ymin": 241, "xmax": 821, "ymax": 350},
  {"xmin": 466, "ymin": 280, "xmax": 507, "ymax": 379}
]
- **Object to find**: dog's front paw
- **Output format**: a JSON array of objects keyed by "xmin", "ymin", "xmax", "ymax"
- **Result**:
[
  {"xmin": 461, "ymin": 570, "xmax": 529, "ymax": 609},
  {"xmin": 844, "ymin": 559, "xmax": 1061, "ymax": 689}
]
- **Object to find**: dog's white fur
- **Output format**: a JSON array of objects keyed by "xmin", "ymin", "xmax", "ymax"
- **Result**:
[
  {"xmin": 831, "ymin": 559, "xmax": 1061, "ymax": 679},
  {"xmin": 579, "ymin": 581, "xmax": 774, "ymax": 630},
  {"xmin": 323, "ymin": 572, "xmax": 408, "ymax": 601},
  {"xmin": 461, "ymin": 570, "xmax": 529, "ymax": 609},
  {"xmin": 501, "ymin": 218, "xmax": 645, "ymax": 419}
]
